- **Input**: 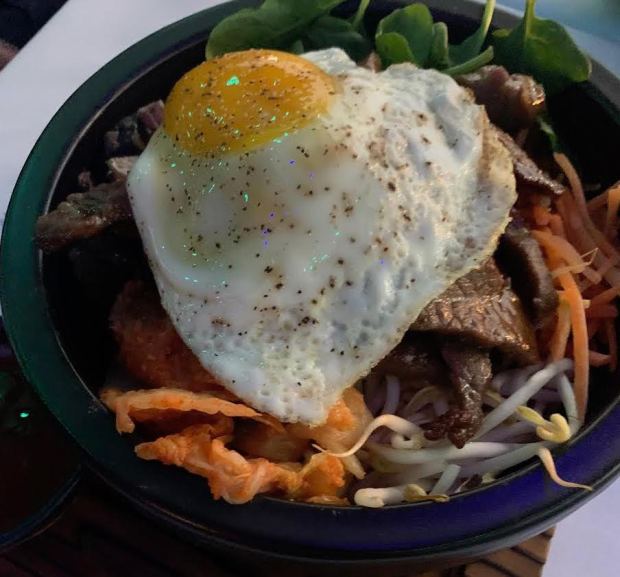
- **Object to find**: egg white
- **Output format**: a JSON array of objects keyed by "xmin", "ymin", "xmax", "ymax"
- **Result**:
[{"xmin": 127, "ymin": 48, "xmax": 516, "ymax": 425}]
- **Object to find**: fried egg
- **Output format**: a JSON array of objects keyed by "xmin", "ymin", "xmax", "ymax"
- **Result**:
[{"xmin": 127, "ymin": 48, "xmax": 516, "ymax": 425}]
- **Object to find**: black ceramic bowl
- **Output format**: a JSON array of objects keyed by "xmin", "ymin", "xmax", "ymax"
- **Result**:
[{"xmin": 1, "ymin": 0, "xmax": 620, "ymax": 573}]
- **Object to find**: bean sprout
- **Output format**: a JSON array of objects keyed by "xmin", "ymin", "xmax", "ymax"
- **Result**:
[
  {"xmin": 316, "ymin": 414, "xmax": 422, "ymax": 458},
  {"xmin": 382, "ymin": 375, "xmax": 401, "ymax": 415},
  {"xmin": 475, "ymin": 360, "xmax": 573, "ymax": 439},
  {"xmin": 369, "ymin": 441, "xmax": 520, "ymax": 465},
  {"xmin": 432, "ymin": 464, "xmax": 461, "ymax": 494}
]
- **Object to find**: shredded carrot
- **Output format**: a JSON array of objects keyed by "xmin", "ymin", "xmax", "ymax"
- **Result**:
[
  {"xmin": 552, "ymin": 264, "xmax": 600, "ymax": 285},
  {"xmin": 549, "ymin": 297, "xmax": 571, "ymax": 361},
  {"xmin": 590, "ymin": 286, "xmax": 620, "ymax": 307},
  {"xmin": 548, "ymin": 214, "xmax": 566, "ymax": 237},
  {"xmin": 556, "ymin": 154, "xmax": 620, "ymax": 264},
  {"xmin": 587, "ymin": 189, "xmax": 609, "ymax": 212},
  {"xmin": 554, "ymin": 153, "xmax": 587, "ymax": 213},
  {"xmin": 588, "ymin": 351, "xmax": 612, "ymax": 367},
  {"xmin": 604, "ymin": 184, "xmax": 620, "ymax": 240},
  {"xmin": 596, "ymin": 253, "xmax": 620, "ymax": 280},
  {"xmin": 529, "ymin": 159, "xmax": 620, "ymax": 429},
  {"xmin": 556, "ymin": 271, "xmax": 589, "ymax": 420},
  {"xmin": 585, "ymin": 304, "xmax": 618, "ymax": 319},
  {"xmin": 556, "ymin": 194, "xmax": 593, "ymax": 255},
  {"xmin": 586, "ymin": 319, "xmax": 603, "ymax": 341},
  {"xmin": 532, "ymin": 230, "xmax": 584, "ymax": 266},
  {"xmin": 605, "ymin": 319, "xmax": 618, "ymax": 372},
  {"xmin": 558, "ymin": 193, "xmax": 620, "ymax": 287},
  {"xmin": 590, "ymin": 208, "xmax": 608, "ymax": 236},
  {"xmin": 532, "ymin": 230, "xmax": 601, "ymax": 284}
]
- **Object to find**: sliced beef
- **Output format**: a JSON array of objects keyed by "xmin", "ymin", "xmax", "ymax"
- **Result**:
[
  {"xmin": 457, "ymin": 65, "xmax": 545, "ymax": 133},
  {"xmin": 36, "ymin": 180, "xmax": 132, "ymax": 252},
  {"xmin": 442, "ymin": 343, "xmax": 492, "ymax": 397},
  {"xmin": 497, "ymin": 218, "xmax": 559, "ymax": 328},
  {"xmin": 412, "ymin": 259, "xmax": 539, "ymax": 365},
  {"xmin": 136, "ymin": 100, "xmax": 165, "ymax": 139},
  {"xmin": 371, "ymin": 334, "xmax": 447, "ymax": 386},
  {"xmin": 67, "ymin": 222, "xmax": 144, "ymax": 309},
  {"xmin": 107, "ymin": 156, "xmax": 138, "ymax": 181},
  {"xmin": 457, "ymin": 65, "xmax": 562, "ymax": 195},
  {"xmin": 494, "ymin": 127, "xmax": 565, "ymax": 196},
  {"xmin": 103, "ymin": 116, "xmax": 142, "ymax": 159},
  {"xmin": 373, "ymin": 335, "xmax": 491, "ymax": 448},
  {"xmin": 424, "ymin": 344, "xmax": 491, "ymax": 448},
  {"xmin": 76, "ymin": 169, "xmax": 94, "ymax": 191},
  {"xmin": 103, "ymin": 100, "xmax": 164, "ymax": 158},
  {"xmin": 37, "ymin": 102, "xmax": 153, "ymax": 253}
]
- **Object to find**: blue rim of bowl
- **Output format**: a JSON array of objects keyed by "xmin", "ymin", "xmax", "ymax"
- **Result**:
[{"xmin": 1, "ymin": 0, "xmax": 619, "ymax": 557}]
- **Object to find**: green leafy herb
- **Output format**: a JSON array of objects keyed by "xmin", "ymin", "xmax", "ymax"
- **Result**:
[
  {"xmin": 351, "ymin": 0, "xmax": 371, "ymax": 31},
  {"xmin": 492, "ymin": 0, "xmax": 591, "ymax": 94},
  {"xmin": 443, "ymin": 46, "xmax": 494, "ymax": 76},
  {"xmin": 206, "ymin": 0, "xmax": 347, "ymax": 58},
  {"xmin": 428, "ymin": 22, "xmax": 449, "ymax": 69},
  {"xmin": 374, "ymin": 32, "xmax": 415, "ymax": 67},
  {"xmin": 449, "ymin": 0, "xmax": 495, "ymax": 65},
  {"xmin": 287, "ymin": 39, "xmax": 306, "ymax": 54},
  {"xmin": 374, "ymin": 0, "xmax": 495, "ymax": 75},
  {"xmin": 304, "ymin": 15, "xmax": 372, "ymax": 61},
  {"xmin": 375, "ymin": 4, "xmax": 434, "ymax": 67},
  {"xmin": 206, "ymin": 0, "xmax": 375, "ymax": 61},
  {"xmin": 205, "ymin": 0, "xmax": 591, "ymax": 94}
]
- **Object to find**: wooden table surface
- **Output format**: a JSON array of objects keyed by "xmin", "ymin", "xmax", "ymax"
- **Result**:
[{"xmin": 0, "ymin": 476, "xmax": 555, "ymax": 577}]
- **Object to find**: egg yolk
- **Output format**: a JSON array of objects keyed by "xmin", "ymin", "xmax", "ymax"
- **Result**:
[{"xmin": 163, "ymin": 49, "xmax": 336, "ymax": 155}]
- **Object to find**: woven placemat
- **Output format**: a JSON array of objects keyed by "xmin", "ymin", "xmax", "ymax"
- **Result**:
[{"xmin": 0, "ymin": 478, "xmax": 555, "ymax": 577}]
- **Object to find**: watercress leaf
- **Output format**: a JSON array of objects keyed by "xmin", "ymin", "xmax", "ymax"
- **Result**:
[
  {"xmin": 375, "ymin": 4, "xmax": 434, "ymax": 66},
  {"xmin": 206, "ymin": 8, "xmax": 277, "ymax": 57},
  {"xmin": 492, "ymin": 28, "xmax": 510, "ymax": 42},
  {"xmin": 492, "ymin": 0, "xmax": 591, "ymax": 95},
  {"xmin": 288, "ymin": 39, "xmax": 306, "ymax": 54},
  {"xmin": 492, "ymin": 26, "xmax": 522, "ymax": 67},
  {"xmin": 449, "ymin": 0, "xmax": 495, "ymax": 65},
  {"xmin": 522, "ymin": 17, "xmax": 591, "ymax": 94},
  {"xmin": 206, "ymin": 0, "xmax": 346, "ymax": 58},
  {"xmin": 304, "ymin": 15, "xmax": 372, "ymax": 61},
  {"xmin": 443, "ymin": 46, "xmax": 494, "ymax": 76},
  {"xmin": 351, "ymin": 0, "xmax": 371, "ymax": 31},
  {"xmin": 428, "ymin": 22, "xmax": 450, "ymax": 69},
  {"xmin": 375, "ymin": 32, "xmax": 415, "ymax": 67}
]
